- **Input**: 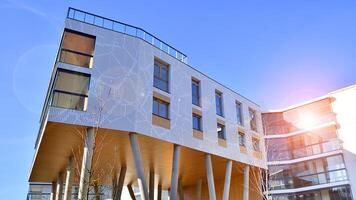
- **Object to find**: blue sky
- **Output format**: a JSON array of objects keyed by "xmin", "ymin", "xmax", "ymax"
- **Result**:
[{"xmin": 0, "ymin": 0, "xmax": 356, "ymax": 198}]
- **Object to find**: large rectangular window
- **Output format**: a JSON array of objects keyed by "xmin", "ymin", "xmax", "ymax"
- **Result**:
[
  {"xmin": 59, "ymin": 30, "xmax": 95, "ymax": 68},
  {"xmin": 236, "ymin": 101, "xmax": 243, "ymax": 126},
  {"xmin": 249, "ymin": 108, "xmax": 257, "ymax": 132},
  {"xmin": 217, "ymin": 123, "xmax": 225, "ymax": 140},
  {"xmin": 51, "ymin": 69, "xmax": 90, "ymax": 111},
  {"xmin": 192, "ymin": 114, "xmax": 202, "ymax": 131},
  {"xmin": 154, "ymin": 60, "xmax": 169, "ymax": 92},
  {"xmin": 192, "ymin": 79, "xmax": 200, "ymax": 106},
  {"xmin": 153, "ymin": 98, "xmax": 169, "ymax": 119},
  {"xmin": 215, "ymin": 91, "xmax": 223, "ymax": 117}
]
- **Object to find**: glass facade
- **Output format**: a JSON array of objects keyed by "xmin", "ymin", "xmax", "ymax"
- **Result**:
[
  {"xmin": 272, "ymin": 185, "xmax": 353, "ymax": 200},
  {"xmin": 238, "ymin": 131, "xmax": 245, "ymax": 146},
  {"xmin": 267, "ymin": 126, "xmax": 341, "ymax": 161},
  {"xmin": 192, "ymin": 114, "xmax": 202, "ymax": 131},
  {"xmin": 269, "ymin": 154, "xmax": 348, "ymax": 190},
  {"xmin": 236, "ymin": 101, "xmax": 243, "ymax": 126},
  {"xmin": 249, "ymin": 108, "xmax": 258, "ymax": 132}
]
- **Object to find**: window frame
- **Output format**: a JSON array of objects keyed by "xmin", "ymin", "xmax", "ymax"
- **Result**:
[
  {"xmin": 217, "ymin": 123, "xmax": 226, "ymax": 140},
  {"xmin": 191, "ymin": 79, "xmax": 201, "ymax": 106},
  {"xmin": 153, "ymin": 60, "xmax": 169, "ymax": 93},
  {"xmin": 249, "ymin": 107, "xmax": 258, "ymax": 132},
  {"xmin": 152, "ymin": 97, "xmax": 170, "ymax": 119},
  {"xmin": 192, "ymin": 114, "xmax": 202, "ymax": 131},
  {"xmin": 252, "ymin": 137, "xmax": 260, "ymax": 151},
  {"xmin": 238, "ymin": 131, "xmax": 246, "ymax": 147},
  {"xmin": 51, "ymin": 69, "xmax": 91, "ymax": 111},
  {"xmin": 236, "ymin": 101, "xmax": 244, "ymax": 126},
  {"xmin": 215, "ymin": 90, "xmax": 224, "ymax": 117}
]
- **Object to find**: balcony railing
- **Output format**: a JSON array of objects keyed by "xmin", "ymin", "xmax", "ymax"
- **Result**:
[
  {"xmin": 270, "ymin": 168, "xmax": 348, "ymax": 190},
  {"xmin": 67, "ymin": 7, "xmax": 188, "ymax": 63},
  {"xmin": 268, "ymin": 139, "xmax": 342, "ymax": 161}
]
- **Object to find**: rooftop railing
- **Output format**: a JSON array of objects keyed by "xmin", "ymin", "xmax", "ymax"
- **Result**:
[{"xmin": 67, "ymin": 7, "xmax": 188, "ymax": 63}]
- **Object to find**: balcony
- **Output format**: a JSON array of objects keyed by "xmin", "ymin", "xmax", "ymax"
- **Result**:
[{"xmin": 67, "ymin": 7, "xmax": 188, "ymax": 63}]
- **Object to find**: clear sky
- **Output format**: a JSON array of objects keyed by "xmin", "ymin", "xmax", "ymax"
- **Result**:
[{"xmin": 1, "ymin": 0, "xmax": 356, "ymax": 199}]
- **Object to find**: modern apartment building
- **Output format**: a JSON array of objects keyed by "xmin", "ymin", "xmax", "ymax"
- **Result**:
[
  {"xmin": 28, "ymin": 8, "xmax": 267, "ymax": 200},
  {"xmin": 263, "ymin": 85, "xmax": 356, "ymax": 200}
]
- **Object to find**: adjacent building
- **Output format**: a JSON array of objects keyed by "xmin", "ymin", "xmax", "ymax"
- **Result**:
[
  {"xmin": 263, "ymin": 85, "xmax": 356, "ymax": 200},
  {"xmin": 28, "ymin": 8, "xmax": 267, "ymax": 200}
]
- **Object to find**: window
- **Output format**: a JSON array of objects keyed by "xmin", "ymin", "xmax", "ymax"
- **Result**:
[
  {"xmin": 236, "ymin": 101, "xmax": 243, "ymax": 126},
  {"xmin": 192, "ymin": 114, "xmax": 202, "ymax": 131},
  {"xmin": 154, "ymin": 60, "xmax": 169, "ymax": 92},
  {"xmin": 215, "ymin": 91, "xmax": 223, "ymax": 117},
  {"xmin": 192, "ymin": 79, "xmax": 200, "ymax": 106},
  {"xmin": 252, "ymin": 137, "xmax": 260, "ymax": 151},
  {"xmin": 51, "ymin": 69, "xmax": 90, "ymax": 111},
  {"xmin": 238, "ymin": 131, "xmax": 245, "ymax": 146},
  {"xmin": 59, "ymin": 30, "xmax": 95, "ymax": 68},
  {"xmin": 153, "ymin": 98, "xmax": 169, "ymax": 119},
  {"xmin": 249, "ymin": 108, "xmax": 257, "ymax": 132},
  {"xmin": 217, "ymin": 123, "xmax": 225, "ymax": 140}
]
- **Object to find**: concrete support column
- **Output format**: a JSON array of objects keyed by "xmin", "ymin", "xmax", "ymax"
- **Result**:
[
  {"xmin": 55, "ymin": 172, "xmax": 64, "ymax": 200},
  {"xmin": 113, "ymin": 165, "xmax": 127, "ymax": 200},
  {"xmin": 178, "ymin": 179, "xmax": 184, "ymax": 200},
  {"xmin": 127, "ymin": 184, "xmax": 137, "ymax": 200},
  {"xmin": 195, "ymin": 179, "xmax": 202, "ymax": 200},
  {"xmin": 129, "ymin": 132, "xmax": 149, "ymax": 200},
  {"xmin": 51, "ymin": 182, "xmax": 56, "ymax": 200},
  {"xmin": 149, "ymin": 171, "xmax": 154, "ymax": 200},
  {"xmin": 157, "ymin": 184, "xmax": 162, "ymax": 200},
  {"xmin": 222, "ymin": 160, "xmax": 232, "ymax": 200},
  {"xmin": 243, "ymin": 165, "xmax": 250, "ymax": 200},
  {"xmin": 205, "ymin": 154, "xmax": 216, "ymax": 200},
  {"xmin": 78, "ymin": 128, "xmax": 95, "ymax": 200},
  {"xmin": 63, "ymin": 156, "xmax": 74, "ymax": 200},
  {"xmin": 169, "ymin": 144, "xmax": 181, "ymax": 200}
]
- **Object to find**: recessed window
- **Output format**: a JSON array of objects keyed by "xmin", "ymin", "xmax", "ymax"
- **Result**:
[
  {"xmin": 153, "ymin": 60, "xmax": 169, "ymax": 92},
  {"xmin": 252, "ymin": 137, "xmax": 260, "ymax": 151},
  {"xmin": 238, "ymin": 131, "xmax": 245, "ymax": 146},
  {"xmin": 59, "ymin": 30, "xmax": 95, "ymax": 68},
  {"xmin": 51, "ymin": 69, "xmax": 90, "ymax": 111},
  {"xmin": 215, "ymin": 91, "xmax": 224, "ymax": 117},
  {"xmin": 192, "ymin": 114, "xmax": 202, "ymax": 131},
  {"xmin": 236, "ymin": 101, "xmax": 243, "ymax": 126},
  {"xmin": 192, "ymin": 79, "xmax": 200, "ymax": 106},
  {"xmin": 217, "ymin": 123, "xmax": 225, "ymax": 140},
  {"xmin": 249, "ymin": 108, "xmax": 258, "ymax": 132},
  {"xmin": 153, "ymin": 98, "xmax": 169, "ymax": 119}
]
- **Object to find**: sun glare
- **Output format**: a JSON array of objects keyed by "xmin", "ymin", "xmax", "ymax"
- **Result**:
[{"xmin": 296, "ymin": 113, "xmax": 317, "ymax": 130}]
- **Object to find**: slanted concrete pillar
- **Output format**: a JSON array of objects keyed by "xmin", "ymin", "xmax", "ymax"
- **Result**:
[
  {"xmin": 127, "ymin": 184, "xmax": 137, "ymax": 200},
  {"xmin": 178, "ymin": 178, "xmax": 184, "ymax": 200},
  {"xmin": 63, "ymin": 156, "xmax": 74, "ymax": 200},
  {"xmin": 51, "ymin": 182, "xmax": 56, "ymax": 200},
  {"xmin": 169, "ymin": 144, "xmax": 181, "ymax": 200},
  {"xmin": 205, "ymin": 154, "xmax": 216, "ymax": 200},
  {"xmin": 157, "ymin": 184, "xmax": 162, "ymax": 200},
  {"xmin": 78, "ymin": 128, "xmax": 95, "ymax": 200},
  {"xmin": 113, "ymin": 165, "xmax": 127, "ymax": 200},
  {"xmin": 55, "ymin": 172, "xmax": 64, "ymax": 200},
  {"xmin": 196, "ymin": 179, "xmax": 202, "ymax": 200},
  {"xmin": 129, "ymin": 132, "xmax": 149, "ymax": 200},
  {"xmin": 149, "ymin": 170, "xmax": 155, "ymax": 200},
  {"xmin": 222, "ymin": 160, "xmax": 232, "ymax": 200},
  {"xmin": 243, "ymin": 165, "xmax": 250, "ymax": 200}
]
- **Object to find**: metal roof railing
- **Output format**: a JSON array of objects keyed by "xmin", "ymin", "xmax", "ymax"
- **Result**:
[{"xmin": 67, "ymin": 7, "xmax": 188, "ymax": 63}]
